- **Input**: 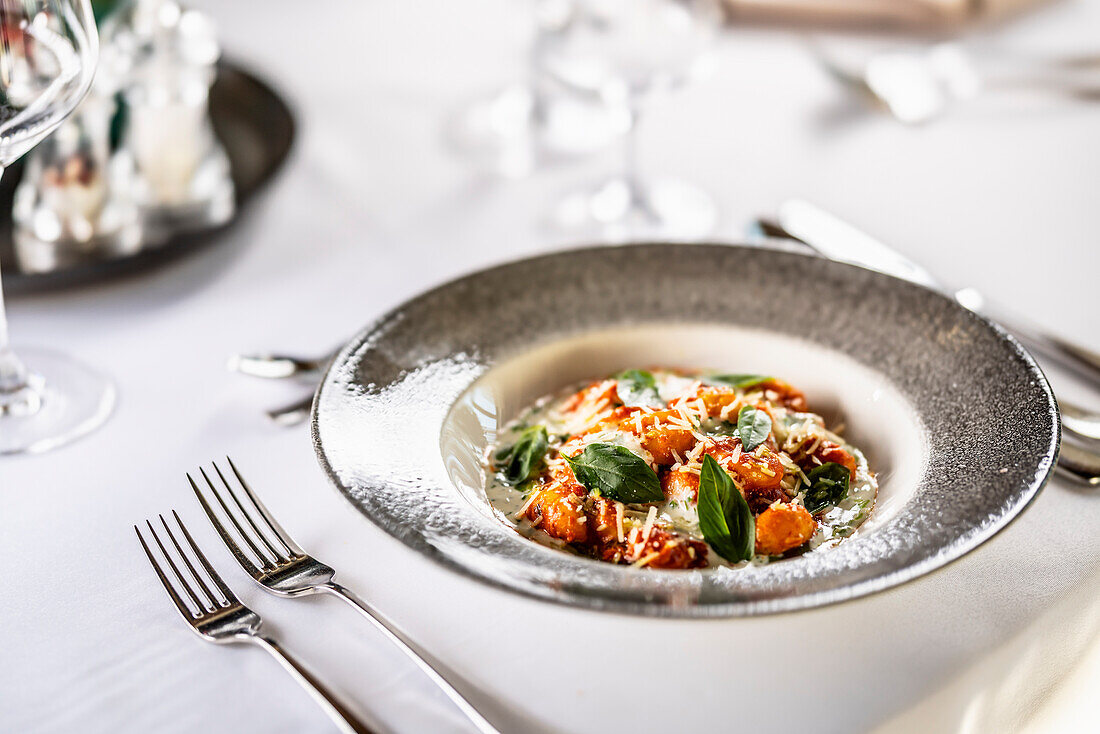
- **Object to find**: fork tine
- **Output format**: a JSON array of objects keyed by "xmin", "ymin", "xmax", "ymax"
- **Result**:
[
  {"xmin": 136, "ymin": 524, "xmax": 195, "ymax": 621},
  {"xmin": 212, "ymin": 460, "xmax": 290, "ymax": 562},
  {"xmin": 172, "ymin": 510, "xmax": 239, "ymax": 605},
  {"xmin": 188, "ymin": 472, "xmax": 265, "ymax": 576},
  {"xmin": 227, "ymin": 456, "xmax": 304, "ymax": 556},
  {"xmin": 144, "ymin": 519, "xmax": 212, "ymax": 613},
  {"xmin": 200, "ymin": 467, "xmax": 280, "ymax": 570},
  {"xmin": 159, "ymin": 513, "xmax": 221, "ymax": 607}
]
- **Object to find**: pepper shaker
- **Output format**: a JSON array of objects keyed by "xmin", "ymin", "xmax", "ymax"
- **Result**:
[
  {"xmin": 12, "ymin": 84, "xmax": 142, "ymax": 270},
  {"xmin": 102, "ymin": 0, "xmax": 233, "ymax": 239}
]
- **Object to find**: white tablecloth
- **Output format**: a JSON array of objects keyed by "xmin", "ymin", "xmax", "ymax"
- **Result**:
[{"xmin": 3, "ymin": 1, "xmax": 1099, "ymax": 732}]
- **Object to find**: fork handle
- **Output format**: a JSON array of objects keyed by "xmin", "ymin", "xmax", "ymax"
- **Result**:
[
  {"xmin": 1057, "ymin": 442, "xmax": 1100, "ymax": 487},
  {"xmin": 252, "ymin": 635, "xmax": 379, "ymax": 734},
  {"xmin": 976, "ymin": 297, "xmax": 1100, "ymax": 388},
  {"xmin": 320, "ymin": 582, "xmax": 500, "ymax": 734}
]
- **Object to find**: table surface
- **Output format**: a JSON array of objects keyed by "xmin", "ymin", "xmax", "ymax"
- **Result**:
[{"xmin": 3, "ymin": 1, "xmax": 1099, "ymax": 733}]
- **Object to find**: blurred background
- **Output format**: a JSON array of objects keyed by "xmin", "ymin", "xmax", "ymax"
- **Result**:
[
  {"xmin": 3, "ymin": 0, "xmax": 1097, "ymax": 354},
  {"xmin": 1, "ymin": 1, "xmax": 1098, "ymax": 732}
]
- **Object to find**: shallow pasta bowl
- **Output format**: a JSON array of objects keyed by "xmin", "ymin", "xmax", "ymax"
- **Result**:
[{"xmin": 311, "ymin": 243, "xmax": 1058, "ymax": 617}]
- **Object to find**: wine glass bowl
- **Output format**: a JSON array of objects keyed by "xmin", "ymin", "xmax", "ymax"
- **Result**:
[
  {"xmin": 0, "ymin": 0, "xmax": 111, "ymax": 455},
  {"xmin": 0, "ymin": 2, "xmax": 96, "ymax": 163},
  {"xmin": 537, "ymin": 0, "xmax": 721, "ymax": 98},
  {"xmin": 538, "ymin": 0, "xmax": 724, "ymax": 240},
  {"xmin": 445, "ymin": 1, "xmax": 624, "ymax": 178}
]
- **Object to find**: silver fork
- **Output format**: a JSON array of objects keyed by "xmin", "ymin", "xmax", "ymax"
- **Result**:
[
  {"xmin": 229, "ymin": 345, "xmax": 342, "ymax": 426},
  {"xmin": 135, "ymin": 512, "xmax": 378, "ymax": 734},
  {"xmin": 189, "ymin": 459, "xmax": 500, "ymax": 734}
]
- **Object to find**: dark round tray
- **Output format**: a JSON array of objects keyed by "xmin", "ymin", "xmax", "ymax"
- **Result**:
[{"xmin": 0, "ymin": 60, "xmax": 295, "ymax": 294}]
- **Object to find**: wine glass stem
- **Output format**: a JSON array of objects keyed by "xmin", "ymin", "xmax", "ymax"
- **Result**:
[
  {"xmin": 0, "ymin": 284, "xmax": 30, "ymax": 396},
  {"xmin": 621, "ymin": 101, "xmax": 642, "ymax": 196},
  {"xmin": 0, "ymin": 165, "xmax": 31, "ymax": 396},
  {"xmin": 527, "ymin": 4, "xmax": 558, "ymax": 130}
]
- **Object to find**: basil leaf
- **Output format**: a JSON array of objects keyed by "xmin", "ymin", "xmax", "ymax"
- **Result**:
[
  {"xmin": 705, "ymin": 373, "xmax": 771, "ymax": 390},
  {"xmin": 563, "ymin": 443, "xmax": 663, "ymax": 503},
  {"xmin": 496, "ymin": 426, "xmax": 549, "ymax": 486},
  {"xmin": 735, "ymin": 406, "xmax": 772, "ymax": 452},
  {"xmin": 614, "ymin": 369, "xmax": 664, "ymax": 408},
  {"xmin": 803, "ymin": 462, "xmax": 850, "ymax": 514},
  {"xmin": 697, "ymin": 455, "xmax": 755, "ymax": 563}
]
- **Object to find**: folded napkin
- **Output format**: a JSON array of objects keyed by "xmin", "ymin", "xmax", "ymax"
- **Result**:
[{"xmin": 723, "ymin": 0, "xmax": 1052, "ymax": 30}]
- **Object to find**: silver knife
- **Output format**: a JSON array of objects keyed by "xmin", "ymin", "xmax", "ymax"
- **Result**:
[
  {"xmin": 777, "ymin": 200, "xmax": 940, "ymax": 289},
  {"xmin": 776, "ymin": 199, "xmax": 1100, "ymax": 388},
  {"xmin": 768, "ymin": 199, "xmax": 1100, "ymax": 486}
]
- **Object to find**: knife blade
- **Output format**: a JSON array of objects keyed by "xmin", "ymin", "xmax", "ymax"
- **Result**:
[
  {"xmin": 773, "ymin": 199, "xmax": 1100, "ymax": 389},
  {"xmin": 777, "ymin": 199, "xmax": 940, "ymax": 289}
]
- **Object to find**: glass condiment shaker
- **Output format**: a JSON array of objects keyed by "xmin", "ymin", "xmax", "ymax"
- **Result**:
[
  {"xmin": 102, "ymin": 0, "xmax": 233, "ymax": 239},
  {"xmin": 12, "ymin": 88, "xmax": 143, "ymax": 270}
]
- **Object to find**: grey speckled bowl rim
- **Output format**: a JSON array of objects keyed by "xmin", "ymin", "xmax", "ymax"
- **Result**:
[{"xmin": 311, "ymin": 243, "xmax": 1059, "ymax": 617}]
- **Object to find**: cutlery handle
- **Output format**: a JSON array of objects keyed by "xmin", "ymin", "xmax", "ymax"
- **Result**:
[
  {"xmin": 765, "ymin": 202, "xmax": 1100, "ymax": 387},
  {"xmin": 975, "ymin": 298, "xmax": 1100, "ymax": 387},
  {"xmin": 321, "ymin": 582, "xmax": 500, "ymax": 734},
  {"xmin": 1056, "ymin": 442, "xmax": 1100, "ymax": 488},
  {"xmin": 267, "ymin": 392, "xmax": 315, "ymax": 426},
  {"xmin": 1061, "ymin": 403, "xmax": 1100, "ymax": 444},
  {"xmin": 230, "ymin": 345, "xmax": 343, "ymax": 380},
  {"xmin": 253, "ymin": 635, "xmax": 379, "ymax": 734},
  {"xmin": 229, "ymin": 354, "xmax": 324, "ymax": 380}
]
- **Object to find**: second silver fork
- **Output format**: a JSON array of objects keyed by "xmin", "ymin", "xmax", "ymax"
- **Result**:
[
  {"xmin": 136, "ymin": 512, "xmax": 378, "ymax": 734},
  {"xmin": 189, "ymin": 459, "xmax": 500, "ymax": 734}
]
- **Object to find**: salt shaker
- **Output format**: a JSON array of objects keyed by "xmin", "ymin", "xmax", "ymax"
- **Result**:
[
  {"xmin": 12, "ymin": 87, "xmax": 142, "ymax": 270},
  {"xmin": 103, "ymin": 0, "xmax": 233, "ymax": 238}
]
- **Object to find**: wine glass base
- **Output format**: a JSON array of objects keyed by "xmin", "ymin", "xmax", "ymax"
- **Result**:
[
  {"xmin": 446, "ymin": 83, "xmax": 624, "ymax": 177},
  {"xmin": 0, "ymin": 348, "xmax": 114, "ymax": 456},
  {"xmin": 552, "ymin": 177, "xmax": 718, "ymax": 241}
]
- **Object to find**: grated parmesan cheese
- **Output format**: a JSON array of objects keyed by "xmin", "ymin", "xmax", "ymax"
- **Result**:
[
  {"xmin": 515, "ymin": 491, "xmax": 540, "ymax": 519},
  {"xmin": 641, "ymin": 506, "xmax": 657, "ymax": 544},
  {"xmin": 485, "ymin": 368, "xmax": 878, "ymax": 571}
]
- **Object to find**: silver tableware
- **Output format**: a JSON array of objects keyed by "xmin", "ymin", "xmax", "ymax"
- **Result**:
[
  {"xmin": 135, "ymin": 511, "xmax": 377, "ymax": 734},
  {"xmin": 0, "ymin": 64, "xmax": 295, "ymax": 295},
  {"xmin": 813, "ymin": 41, "xmax": 1100, "ymax": 124},
  {"xmin": 1059, "ymin": 443, "xmax": 1100, "ymax": 488},
  {"xmin": 763, "ymin": 199, "xmax": 1100, "ymax": 486},
  {"xmin": 188, "ymin": 459, "xmax": 500, "ymax": 734},
  {"xmin": 229, "ymin": 346, "xmax": 341, "ymax": 425},
  {"xmin": 775, "ymin": 199, "xmax": 1100, "ymax": 388},
  {"xmin": 265, "ymin": 393, "xmax": 316, "ymax": 427},
  {"xmin": 1062, "ymin": 402, "xmax": 1100, "ymax": 445},
  {"xmin": 228, "ymin": 350, "xmax": 337, "ymax": 380}
]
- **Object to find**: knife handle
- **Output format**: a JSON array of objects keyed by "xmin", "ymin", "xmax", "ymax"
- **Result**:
[{"xmin": 975, "ymin": 297, "xmax": 1100, "ymax": 388}]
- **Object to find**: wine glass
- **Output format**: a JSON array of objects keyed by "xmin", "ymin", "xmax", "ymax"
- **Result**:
[
  {"xmin": 0, "ymin": 0, "xmax": 111, "ymax": 455},
  {"xmin": 539, "ymin": 0, "xmax": 723, "ymax": 239},
  {"xmin": 445, "ymin": 0, "xmax": 623, "ymax": 178}
]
